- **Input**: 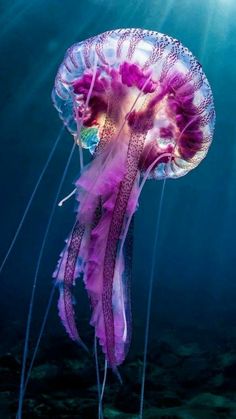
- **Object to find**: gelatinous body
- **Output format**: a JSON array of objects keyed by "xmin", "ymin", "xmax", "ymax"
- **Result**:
[{"xmin": 52, "ymin": 29, "xmax": 215, "ymax": 369}]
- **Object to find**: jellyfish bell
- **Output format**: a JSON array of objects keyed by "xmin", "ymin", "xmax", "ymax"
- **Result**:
[
  {"xmin": 52, "ymin": 29, "xmax": 215, "ymax": 370},
  {"xmin": 53, "ymin": 29, "xmax": 214, "ymax": 177}
]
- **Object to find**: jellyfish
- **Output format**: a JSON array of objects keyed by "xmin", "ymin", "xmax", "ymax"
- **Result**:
[
  {"xmin": 51, "ymin": 27, "xmax": 215, "ymax": 377},
  {"xmin": 4, "ymin": 27, "xmax": 216, "ymax": 419}
]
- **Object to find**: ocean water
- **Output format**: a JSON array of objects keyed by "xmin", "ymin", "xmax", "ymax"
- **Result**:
[{"xmin": 0, "ymin": 0, "xmax": 236, "ymax": 418}]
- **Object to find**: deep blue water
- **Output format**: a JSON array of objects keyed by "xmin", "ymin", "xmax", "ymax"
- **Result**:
[{"xmin": 0, "ymin": 0, "xmax": 236, "ymax": 417}]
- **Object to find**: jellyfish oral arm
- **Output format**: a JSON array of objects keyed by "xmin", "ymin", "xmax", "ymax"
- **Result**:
[
  {"xmin": 100, "ymin": 132, "xmax": 146, "ymax": 367},
  {"xmin": 54, "ymin": 220, "xmax": 88, "ymax": 348}
]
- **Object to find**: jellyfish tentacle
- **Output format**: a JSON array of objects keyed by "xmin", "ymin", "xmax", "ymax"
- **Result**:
[
  {"xmin": 17, "ymin": 140, "xmax": 77, "ymax": 419},
  {"xmin": 138, "ymin": 115, "xmax": 201, "ymax": 415},
  {"xmin": 94, "ymin": 335, "xmax": 104, "ymax": 419},
  {"xmin": 100, "ymin": 359, "xmax": 108, "ymax": 402},
  {"xmin": 0, "ymin": 126, "xmax": 64, "ymax": 275},
  {"xmin": 58, "ymin": 187, "xmax": 76, "ymax": 207},
  {"xmin": 23, "ymin": 286, "xmax": 56, "ymax": 395},
  {"xmin": 139, "ymin": 178, "xmax": 167, "ymax": 419}
]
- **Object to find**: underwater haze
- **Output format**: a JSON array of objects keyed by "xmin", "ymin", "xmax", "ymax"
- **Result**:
[{"xmin": 0, "ymin": 0, "xmax": 236, "ymax": 418}]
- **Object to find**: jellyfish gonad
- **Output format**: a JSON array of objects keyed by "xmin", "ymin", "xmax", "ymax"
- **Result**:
[{"xmin": 52, "ymin": 28, "xmax": 215, "ymax": 371}]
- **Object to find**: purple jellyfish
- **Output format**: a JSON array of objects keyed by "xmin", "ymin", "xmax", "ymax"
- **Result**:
[{"xmin": 52, "ymin": 28, "xmax": 215, "ymax": 372}]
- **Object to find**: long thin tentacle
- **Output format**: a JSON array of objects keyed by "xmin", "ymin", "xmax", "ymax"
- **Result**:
[
  {"xmin": 23, "ymin": 285, "xmax": 55, "ymax": 394},
  {"xmin": 139, "ymin": 178, "xmax": 166, "ymax": 419},
  {"xmin": 22, "ymin": 219, "xmax": 81, "ymax": 398},
  {"xmin": 100, "ymin": 359, "xmax": 108, "ymax": 412},
  {"xmin": 58, "ymin": 187, "xmax": 77, "ymax": 206},
  {"xmin": 94, "ymin": 335, "xmax": 104, "ymax": 419},
  {"xmin": 139, "ymin": 116, "xmax": 199, "ymax": 418},
  {"xmin": 0, "ymin": 126, "xmax": 64, "ymax": 275},
  {"xmin": 16, "ymin": 140, "xmax": 77, "ymax": 419},
  {"xmin": 22, "ymin": 219, "xmax": 87, "ymax": 397}
]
